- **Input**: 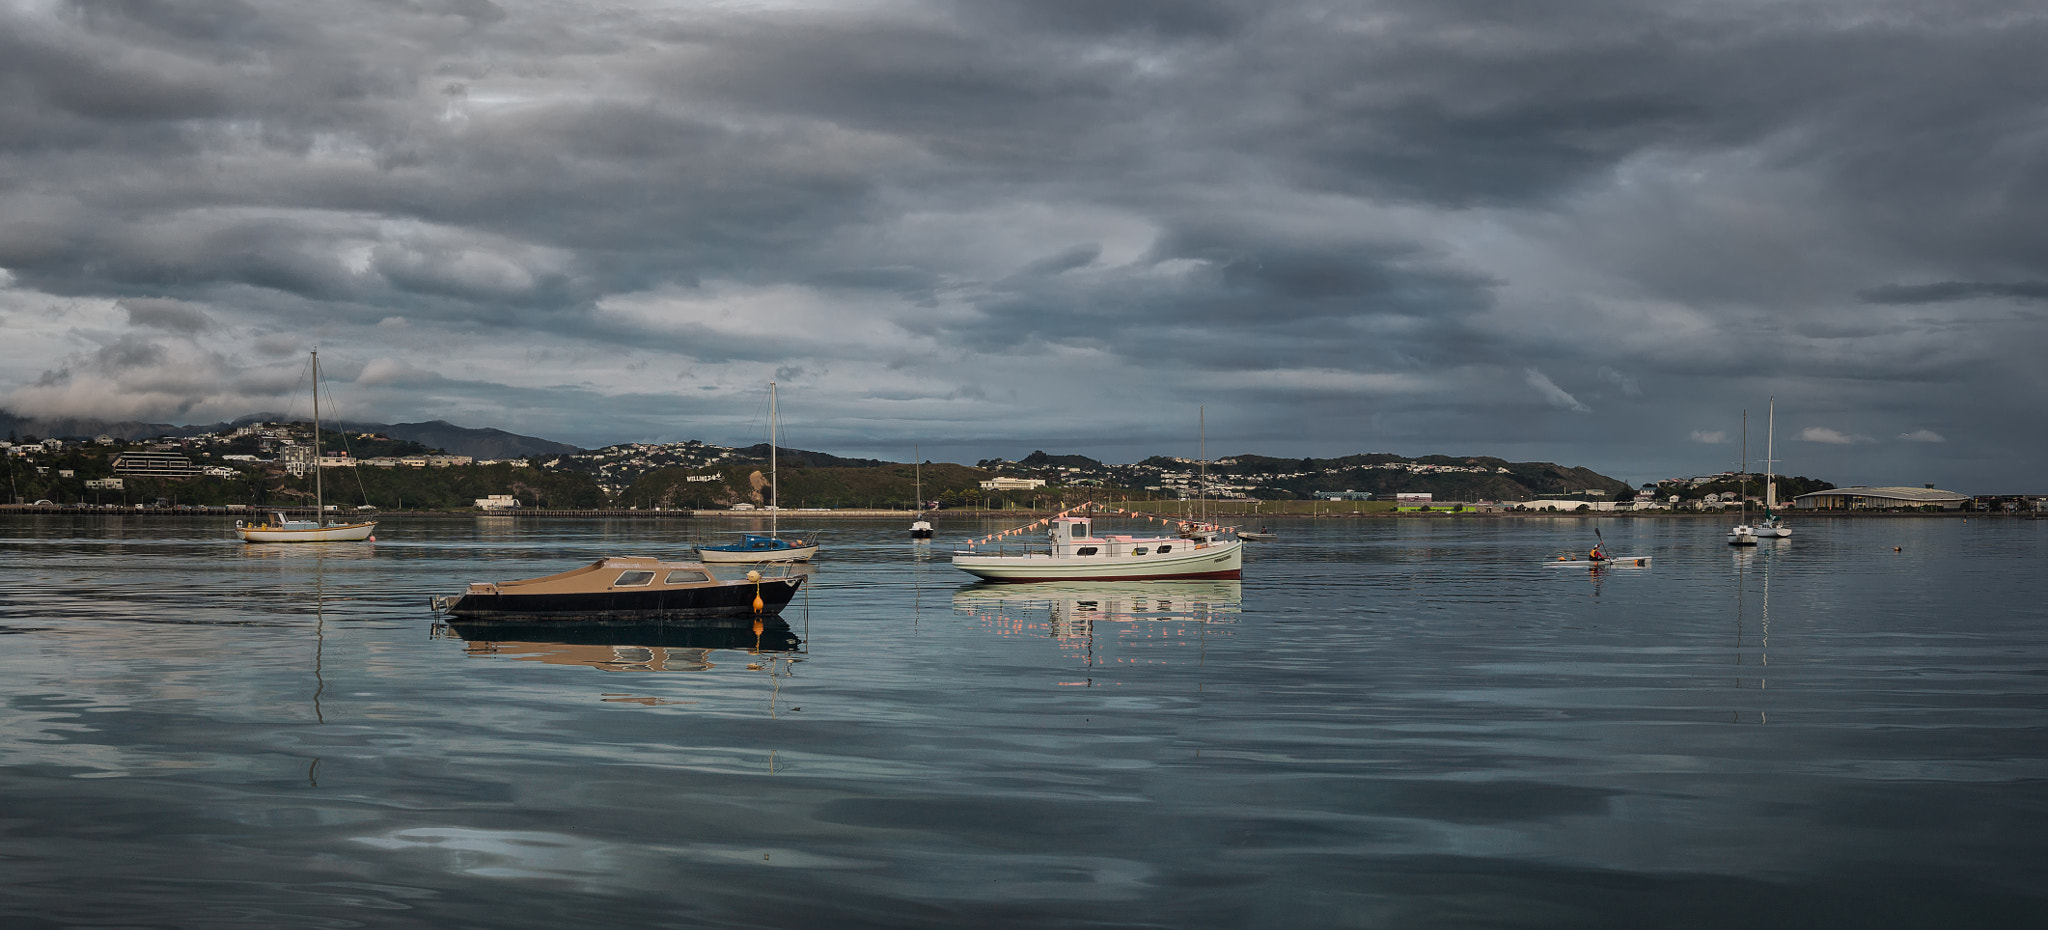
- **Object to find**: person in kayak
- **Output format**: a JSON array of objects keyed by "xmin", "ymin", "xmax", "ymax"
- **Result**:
[{"xmin": 1589, "ymin": 541, "xmax": 1607, "ymax": 561}]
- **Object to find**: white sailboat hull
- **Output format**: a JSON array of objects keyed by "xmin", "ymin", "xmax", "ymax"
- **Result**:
[
  {"xmin": 236, "ymin": 521, "xmax": 377, "ymax": 543},
  {"xmin": 953, "ymin": 539, "xmax": 1243, "ymax": 582}
]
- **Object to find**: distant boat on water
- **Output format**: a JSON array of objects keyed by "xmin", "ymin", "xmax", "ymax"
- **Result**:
[{"xmin": 910, "ymin": 450, "xmax": 934, "ymax": 539}]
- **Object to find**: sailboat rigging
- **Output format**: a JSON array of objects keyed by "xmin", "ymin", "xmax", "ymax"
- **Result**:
[
  {"xmin": 698, "ymin": 382, "xmax": 818, "ymax": 563},
  {"xmin": 1727, "ymin": 410, "xmax": 1758, "ymax": 546},
  {"xmin": 910, "ymin": 444, "xmax": 933, "ymax": 539},
  {"xmin": 1754, "ymin": 398, "xmax": 1792, "ymax": 538},
  {"xmin": 234, "ymin": 349, "xmax": 378, "ymax": 543}
]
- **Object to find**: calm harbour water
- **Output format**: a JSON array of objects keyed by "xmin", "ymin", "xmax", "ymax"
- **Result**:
[{"xmin": 2, "ymin": 513, "xmax": 2045, "ymax": 928}]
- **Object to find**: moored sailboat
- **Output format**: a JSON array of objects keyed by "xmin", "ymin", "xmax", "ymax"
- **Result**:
[
  {"xmin": 698, "ymin": 382, "xmax": 817, "ymax": 563},
  {"xmin": 910, "ymin": 446, "xmax": 934, "ymax": 539},
  {"xmin": 235, "ymin": 349, "xmax": 377, "ymax": 543},
  {"xmin": 1754, "ymin": 398, "xmax": 1792, "ymax": 538},
  {"xmin": 1728, "ymin": 409, "xmax": 1758, "ymax": 546}
]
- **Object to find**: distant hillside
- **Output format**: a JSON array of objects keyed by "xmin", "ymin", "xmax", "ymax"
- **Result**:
[
  {"xmin": 1015, "ymin": 450, "xmax": 1105, "ymax": 469},
  {"xmin": 619, "ymin": 462, "xmax": 990, "ymax": 510},
  {"xmin": 1213, "ymin": 453, "xmax": 1633, "ymax": 500},
  {"xmin": 730, "ymin": 443, "xmax": 891, "ymax": 469},
  {"xmin": 380, "ymin": 421, "xmax": 581, "ymax": 460},
  {"xmin": 0, "ymin": 409, "xmax": 579, "ymax": 460},
  {"xmin": 1, "ymin": 410, "xmax": 191, "ymax": 443}
]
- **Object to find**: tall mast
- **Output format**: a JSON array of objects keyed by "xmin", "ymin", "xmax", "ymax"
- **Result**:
[
  {"xmin": 1199, "ymin": 406, "xmax": 1206, "ymax": 524},
  {"xmin": 769, "ymin": 381, "xmax": 778, "ymax": 537},
  {"xmin": 1739, "ymin": 409, "xmax": 1748, "ymax": 521},
  {"xmin": 312, "ymin": 348, "xmax": 323, "ymax": 523},
  {"xmin": 1764, "ymin": 397, "xmax": 1777, "ymax": 510}
]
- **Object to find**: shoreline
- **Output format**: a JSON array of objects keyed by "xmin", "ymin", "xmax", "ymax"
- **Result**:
[{"xmin": 0, "ymin": 506, "xmax": 2022, "ymax": 520}]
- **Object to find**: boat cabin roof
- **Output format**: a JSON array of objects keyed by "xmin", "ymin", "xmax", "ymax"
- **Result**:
[{"xmin": 477, "ymin": 556, "xmax": 731, "ymax": 595}]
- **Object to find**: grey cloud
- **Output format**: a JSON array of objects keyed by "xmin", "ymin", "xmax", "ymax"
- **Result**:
[
  {"xmin": 0, "ymin": 1, "xmax": 2044, "ymax": 489},
  {"xmin": 957, "ymin": 0, "xmax": 1248, "ymax": 39},
  {"xmin": 1014, "ymin": 244, "xmax": 1103, "ymax": 279},
  {"xmin": 1858, "ymin": 281, "xmax": 2048, "ymax": 305},
  {"xmin": 121, "ymin": 298, "xmax": 213, "ymax": 333}
]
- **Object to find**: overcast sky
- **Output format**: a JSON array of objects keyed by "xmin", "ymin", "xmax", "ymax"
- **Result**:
[{"xmin": 3, "ymin": 0, "xmax": 2043, "ymax": 489}]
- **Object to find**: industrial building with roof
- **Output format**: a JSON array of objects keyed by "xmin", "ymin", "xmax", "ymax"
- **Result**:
[
  {"xmin": 1792, "ymin": 486, "xmax": 1971, "ymax": 510},
  {"xmin": 111, "ymin": 451, "xmax": 199, "ymax": 478}
]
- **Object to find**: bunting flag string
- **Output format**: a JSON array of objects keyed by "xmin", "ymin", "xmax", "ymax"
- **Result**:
[{"xmin": 960, "ymin": 499, "xmax": 1231, "ymax": 548}]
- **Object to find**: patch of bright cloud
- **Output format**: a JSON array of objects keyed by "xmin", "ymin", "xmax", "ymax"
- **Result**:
[
  {"xmin": 1800, "ymin": 426, "xmax": 1870, "ymax": 444},
  {"xmin": 1897, "ymin": 429, "xmax": 1946, "ymax": 443},
  {"xmin": 1690, "ymin": 429, "xmax": 1726, "ymax": 443},
  {"xmin": 1524, "ymin": 368, "xmax": 1590, "ymax": 413}
]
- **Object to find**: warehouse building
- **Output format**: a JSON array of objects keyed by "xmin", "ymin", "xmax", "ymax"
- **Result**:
[
  {"xmin": 112, "ymin": 451, "xmax": 199, "ymax": 478},
  {"xmin": 1792, "ymin": 486, "xmax": 1970, "ymax": 510}
]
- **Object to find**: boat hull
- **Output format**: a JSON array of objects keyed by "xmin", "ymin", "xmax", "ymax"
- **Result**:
[
  {"xmin": 698, "ymin": 542, "xmax": 819, "ymax": 563},
  {"xmin": 237, "ymin": 521, "xmax": 377, "ymax": 542},
  {"xmin": 440, "ymin": 575, "xmax": 803, "ymax": 622},
  {"xmin": 952, "ymin": 540, "xmax": 1243, "ymax": 583}
]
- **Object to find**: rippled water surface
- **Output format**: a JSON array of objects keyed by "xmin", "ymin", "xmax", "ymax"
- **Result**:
[{"xmin": 3, "ymin": 514, "xmax": 2045, "ymax": 928}]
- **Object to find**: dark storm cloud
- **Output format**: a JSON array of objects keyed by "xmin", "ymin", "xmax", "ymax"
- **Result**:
[
  {"xmin": 0, "ymin": 0, "xmax": 2044, "ymax": 489},
  {"xmin": 958, "ymin": 0, "xmax": 1247, "ymax": 39}
]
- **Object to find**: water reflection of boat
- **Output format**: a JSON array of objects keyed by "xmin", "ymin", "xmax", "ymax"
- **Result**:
[
  {"xmin": 431, "ymin": 556, "xmax": 804, "ymax": 622},
  {"xmin": 952, "ymin": 580, "xmax": 1242, "ymax": 634},
  {"xmin": 437, "ymin": 617, "xmax": 801, "ymax": 673},
  {"xmin": 1728, "ymin": 545, "xmax": 1773, "ymax": 723},
  {"xmin": 235, "ymin": 540, "xmax": 380, "ymax": 560}
]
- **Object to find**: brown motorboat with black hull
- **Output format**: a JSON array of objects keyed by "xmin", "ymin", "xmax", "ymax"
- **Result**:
[{"xmin": 431, "ymin": 556, "xmax": 804, "ymax": 623}]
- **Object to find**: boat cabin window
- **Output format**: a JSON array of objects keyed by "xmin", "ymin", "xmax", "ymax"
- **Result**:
[
  {"xmin": 613, "ymin": 570, "xmax": 656, "ymax": 587},
  {"xmin": 663, "ymin": 570, "xmax": 709, "ymax": 585},
  {"xmin": 1133, "ymin": 547, "xmax": 1149, "ymax": 555},
  {"xmin": 1156, "ymin": 544, "xmax": 1172, "ymax": 554},
  {"xmin": 1075, "ymin": 546, "xmax": 1098, "ymax": 556}
]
